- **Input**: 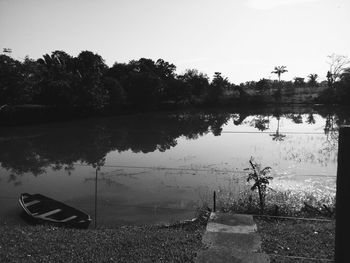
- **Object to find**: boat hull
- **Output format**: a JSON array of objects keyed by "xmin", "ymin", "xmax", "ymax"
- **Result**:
[{"xmin": 19, "ymin": 193, "xmax": 91, "ymax": 229}]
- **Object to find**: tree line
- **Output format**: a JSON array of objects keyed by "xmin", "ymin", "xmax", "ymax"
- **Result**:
[
  {"xmin": 0, "ymin": 50, "xmax": 235, "ymax": 112},
  {"xmin": 1, "ymin": 50, "xmax": 350, "ymax": 114}
]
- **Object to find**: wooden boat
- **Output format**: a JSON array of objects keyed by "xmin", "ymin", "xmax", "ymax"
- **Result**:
[{"xmin": 19, "ymin": 193, "xmax": 91, "ymax": 228}]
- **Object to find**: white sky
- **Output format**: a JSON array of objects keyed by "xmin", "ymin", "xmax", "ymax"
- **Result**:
[{"xmin": 1, "ymin": 0, "xmax": 349, "ymax": 84}]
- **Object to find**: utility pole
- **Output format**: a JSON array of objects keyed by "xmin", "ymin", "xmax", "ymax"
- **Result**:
[
  {"xmin": 95, "ymin": 168, "xmax": 98, "ymax": 229},
  {"xmin": 335, "ymin": 125, "xmax": 350, "ymax": 262}
]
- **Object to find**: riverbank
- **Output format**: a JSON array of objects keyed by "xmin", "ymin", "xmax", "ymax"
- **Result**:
[
  {"xmin": 0, "ymin": 220, "xmax": 206, "ymax": 263},
  {"xmin": 0, "ymin": 214, "xmax": 336, "ymax": 263}
]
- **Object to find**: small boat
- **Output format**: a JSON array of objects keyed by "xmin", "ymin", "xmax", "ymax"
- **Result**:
[{"xmin": 19, "ymin": 193, "xmax": 91, "ymax": 228}]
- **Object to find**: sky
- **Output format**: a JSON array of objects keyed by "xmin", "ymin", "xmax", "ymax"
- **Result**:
[{"xmin": 1, "ymin": 0, "xmax": 350, "ymax": 84}]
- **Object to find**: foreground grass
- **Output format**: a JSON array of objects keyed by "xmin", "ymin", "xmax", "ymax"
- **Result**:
[
  {"xmin": 1, "ymin": 200, "xmax": 336, "ymax": 263},
  {"xmin": 0, "ymin": 221, "xmax": 206, "ymax": 263},
  {"xmin": 256, "ymin": 217, "xmax": 335, "ymax": 262}
]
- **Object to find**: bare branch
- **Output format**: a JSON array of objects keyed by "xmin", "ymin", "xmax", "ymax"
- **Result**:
[{"xmin": 327, "ymin": 54, "xmax": 350, "ymax": 82}]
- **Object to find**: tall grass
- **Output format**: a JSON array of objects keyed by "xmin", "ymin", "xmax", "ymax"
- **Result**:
[{"xmin": 216, "ymin": 185, "xmax": 335, "ymax": 217}]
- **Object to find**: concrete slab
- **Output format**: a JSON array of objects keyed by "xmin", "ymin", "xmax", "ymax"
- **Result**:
[
  {"xmin": 209, "ymin": 212, "xmax": 256, "ymax": 227},
  {"xmin": 196, "ymin": 213, "xmax": 270, "ymax": 263},
  {"xmin": 206, "ymin": 222, "xmax": 257, "ymax": 234},
  {"xmin": 196, "ymin": 247, "xmax": 270, "ymax": 263},
  {"xmin": 202, "ymin": 232, "xmax": 262, "ymax": 253}
]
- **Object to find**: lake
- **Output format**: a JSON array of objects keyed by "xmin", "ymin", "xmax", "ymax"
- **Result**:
[{"xmin": 0, "ymin": 105, "xmax": 348, "ymax": 227}]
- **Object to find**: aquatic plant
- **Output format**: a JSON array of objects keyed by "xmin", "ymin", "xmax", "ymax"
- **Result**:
[{"xmin": 245, "ymin": 157, "xmax": 273, "ymax": 213}]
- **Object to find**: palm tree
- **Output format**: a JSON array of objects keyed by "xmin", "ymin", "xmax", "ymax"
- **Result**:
[{"xmin": 271, "ymin": 66, "xmax": 288, "ymax": 82}]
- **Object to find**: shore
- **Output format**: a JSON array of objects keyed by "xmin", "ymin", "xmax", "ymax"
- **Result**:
[
  {"xmin": 1, "ymin": 212, "xmax": 336, "ymax": 263},
  {"xmin": 0, "ymin": 220, "xmax": 205, "ymax": 263}
]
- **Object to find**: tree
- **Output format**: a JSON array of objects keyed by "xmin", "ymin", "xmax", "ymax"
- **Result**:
[
  {"xmin": 35, "ymin": 50, "xmax": 78, "ymax": 106},
  {"xmin": 129, "ymin": 58, "xmax": 156, "ymax": 74},
  {"xmin": 307, "ymin": 74, "xmax": 318, "ymax": 86},
  {"xmin": 74, "ymin": 51, "xmax": 109, "ymax": 110},
  {"xmin": 0, "ymin": 54, "xmax": 25, "ymax": 105},
  {"xmin": 335, "ymin": 67, "xmax": 350, "ymax": 104},
  {"xmin": 271, "ymin": 66, "xmax": 288, "ymax": 82},
  {"xmin": 326, "ymin": 54, "xmax": 350, "ymax": 88},
  {"xmin": 256, "ymin": 78, "xmax": 271, "ymax": 90},
  {"xmin": 37, "ymin": 50, "xmax": 74, "ymax": 73},
  {"xmin": 21, "ymin": 56, "xmax": 42, "ymax": 103},
  {"xmin": 102, "ymin": 77, "xmax": 125, "ymax": 110},
  {"xmin": 326, "ymin": 71, "xmax": 333, "ymax": 88},
  {"xmin": 208, "ymin": 72, "xmax": 231, "ymax": 102},
  {"xmin": 162, "ymin": 78, "xmax": 189, "ymax": 105},
  {"xmin": 178, "ymin": 69, "xmax": 210, "ymax": 99},
  {"xmin": 154, "ymin": 59, "xmax": 184, "ymax": 104},
  {"xmin": 121, "ymin": 58, "xmax": 165, "ymax": 108},
  {"xmin": 155, "ymin": 59, "xmax": 176, "ymax": 79}
]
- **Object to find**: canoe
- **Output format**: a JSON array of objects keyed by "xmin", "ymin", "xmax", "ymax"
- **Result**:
[{"xmin": 19, "ymin": 193, "xmax": 91, "ymax": 228}]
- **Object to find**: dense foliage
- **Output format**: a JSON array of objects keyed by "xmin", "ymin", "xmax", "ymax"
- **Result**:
[
  {"xmin": 0, "ymin": 51, "xmax": 236, "ymax": 112},
  {"xmin": 1, "ymin": 50, "xmax": 350, "ymax": 115}
]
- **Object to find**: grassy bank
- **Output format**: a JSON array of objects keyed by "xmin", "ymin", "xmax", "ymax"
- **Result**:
[
  {"xmin": 256, "ymin": 217, "xmax": 335, "ymax": 262},
  {"xmin": 0, "ymin": 220, "xmax": 206, "ymax": 263},
  {"xmin": 1, "ymin": 210, "xmax": 336, "ymax": 263},
  {"xmin": 216, "ymin": 180, "xmax": 335, "ymax": 262}
]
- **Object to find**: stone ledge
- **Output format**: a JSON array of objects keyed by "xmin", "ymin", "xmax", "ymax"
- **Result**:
[
  {"xmin": 202, "ymin": 232, "xmax": 262, "ymax": 253},
  {"xmin": 209, "ymin": 212, "xmax": 256, "ymax": 226},
  {"xmin": 206, "ymin": 222, "xmax": 257, "ymax": 234}
]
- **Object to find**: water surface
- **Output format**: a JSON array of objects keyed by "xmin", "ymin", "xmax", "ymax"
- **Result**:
[{"xmin": 0, "ymin": 106, "xmax": 347, "ymax": 227}]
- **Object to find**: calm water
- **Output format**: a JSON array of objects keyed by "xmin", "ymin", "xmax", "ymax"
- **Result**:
[{"xmin": 0, "ymin": 106, "xmax": 348, "ymax": 227}]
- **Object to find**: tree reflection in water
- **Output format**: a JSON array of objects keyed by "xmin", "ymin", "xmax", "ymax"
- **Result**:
[
  {"xmin": 249, "ymin": 115, "xmax": 270, "ymax": 131},
  {"xmin": 0, "ymin": 106, "xmax": 350, "ymax": 186},
  {"xmin": 306, "ymin": 113, "xmax": 316, "ymax": 124},
  {"xmin": 270, "ymin": 116, "xmax": 286, "ymax": 141},
  {"xmin": 0, "ymin": 111, "xmax": 232, "ymax": 183}
]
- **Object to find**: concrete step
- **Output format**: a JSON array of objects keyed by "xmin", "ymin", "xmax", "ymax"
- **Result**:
[{"xmin": 195, "ymin": 212, "xmax": 270, "ymax": 263}]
